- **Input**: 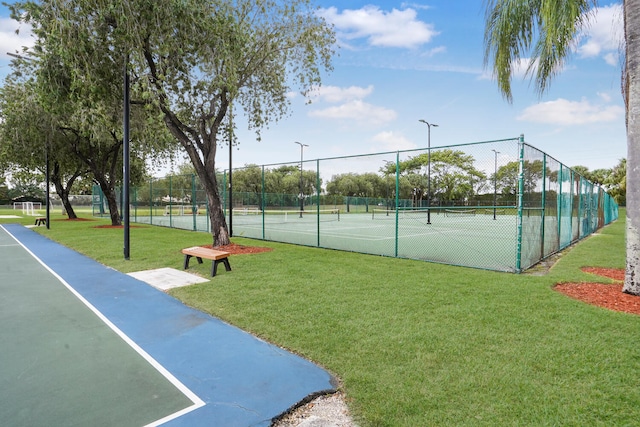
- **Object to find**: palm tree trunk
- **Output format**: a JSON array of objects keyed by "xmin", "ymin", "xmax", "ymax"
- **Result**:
[{"xmin": 623, "ymin": 0, "xmax": 640, "ymax": 295}]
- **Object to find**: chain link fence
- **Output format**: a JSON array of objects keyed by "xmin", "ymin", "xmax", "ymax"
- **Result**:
[{"xmin": 99, "ymin": 135, "xmax": 618, "ymax": 272}]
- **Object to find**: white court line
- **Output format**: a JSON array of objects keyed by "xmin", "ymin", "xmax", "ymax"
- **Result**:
[{"xmin": 0, "ymin": 225, "xmax": 205, "ymax": 426}]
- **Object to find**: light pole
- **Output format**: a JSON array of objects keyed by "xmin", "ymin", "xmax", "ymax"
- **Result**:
[
  {"xmin": 492, "ymin": 149, "xmax": 500, "ymax": 220},
  {"xmin": 418, "ymin": 119, "xmax": 438, "ymax": 224},
  {"xmin": 123, "ymin": 55, "xmax": 130, "ymax": 259},
  {"xmin": 294, "ymin": 141, "xmax": 308, "ymax": 218},
  {"xmin": 228, "ymin": 100, "xmax": 234, "ymax": 237}
]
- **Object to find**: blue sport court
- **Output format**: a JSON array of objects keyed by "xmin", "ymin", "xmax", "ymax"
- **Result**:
[{"xmin": 0, "ymin": 223, "xmax": 336, "ymax": 426}]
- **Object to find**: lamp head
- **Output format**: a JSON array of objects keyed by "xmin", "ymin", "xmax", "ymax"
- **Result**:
[{"xmin": 419, "ymin": 119, "xmax": 438, "ymax": 127}]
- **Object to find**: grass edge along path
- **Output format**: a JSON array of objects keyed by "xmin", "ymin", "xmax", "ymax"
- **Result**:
[{"xmin": 8, "ymin": 209, "xmax": 640, "ymax": 426}]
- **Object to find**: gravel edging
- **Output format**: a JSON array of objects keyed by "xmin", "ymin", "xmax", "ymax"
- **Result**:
[{"xmin": 272, "ymin": 392, "xmax": 357, "ymax": 427}]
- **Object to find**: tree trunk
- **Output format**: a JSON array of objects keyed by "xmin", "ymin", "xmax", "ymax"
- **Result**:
[
  {"xmin": 96, "ymin": 178, "xmax": 121, "ymax": 226},
  {"xmin": 197, "ymin": 167, "xmax": 230, "ymax": 246},
  {"xmin": 207, "ymin": 189, "xmax": 230, "ymax": 246},
  {"xmin": 164, "ymin": 129, "xmax": 230, "ymax": 246},
  {"xmin": 52, "ymin": 179, "xmax": 78, "ymax": 219},
  {"xmin": 66, "ymin": 129, "xmax": 122, "ymax": 226},
  {"xmin": 623, "ymin": 0, "xmax": 640, "ymax": 295},
  {"xmin": 50, "ymin": 162, "xmax": 80, "ymax": 220}
]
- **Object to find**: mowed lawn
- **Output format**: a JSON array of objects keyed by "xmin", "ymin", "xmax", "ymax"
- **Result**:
[{"xmin": 4, "ymin": 208, "xmax": 638, "ymax": 426}]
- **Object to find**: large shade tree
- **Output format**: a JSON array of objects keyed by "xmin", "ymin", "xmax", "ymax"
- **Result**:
[
  {"xmin": 8, "ymin": 4, "xmax": 175, "ymax": 226},
  {"xmin": 484, "ymin": 0, "xmax": 639, "ymax": 295},
  {"xmin": 19, "ymin": 0, "xmax": 335, "ymax": 246},
  {"xmin": 0, "ymin": 68, "xmax": 88, "ymax": 219}
]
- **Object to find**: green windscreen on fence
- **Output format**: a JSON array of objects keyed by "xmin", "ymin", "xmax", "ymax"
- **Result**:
[{"xmin": 97, "ymin": 135, "xmax": 618, "ymax": 273}]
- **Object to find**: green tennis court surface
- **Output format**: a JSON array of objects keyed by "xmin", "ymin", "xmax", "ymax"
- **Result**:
[
  {"xmin": 139, "ymin": 209, "xmax": 521, "ymax": 272},
  {"xmin": 0, "ymin": 226, "xmax": 198, "ymax": 426},
  {"xmin": 0, "ymin": 226, "xmax": 197, "ymax": 426},
  {"xmin": 0, "ymin": 224, "xmax": 336, "ymax": 426}
]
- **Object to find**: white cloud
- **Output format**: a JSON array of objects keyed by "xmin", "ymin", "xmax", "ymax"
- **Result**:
[
  {"xmin": 371, "ymin": 131, "xmax": 417, "ymax": 151},
  {"xmin": 318, "ymin": 6, "xmax": 438, "ymax": 49},
  {"xmin": 598, "ymin": 92, "xmax": 612, "ymax": 103},
  {"xmin": 478, "ymin": 57, "xmax": 540, "ymax": 81},
  {"xmin": 400, "ymin": 3, "xmax": 432, "ymax": 11},
  {"xmin": 578, "ymin": 3, "xmax": 623, "ymax": 65},
  {"xmin": 422, "ymin": 46, "xmax": 446, "ymax": 58},
  {"xmin": 309, "ymin": 100, "xmax": 397, "ymax": 126},
  {"xmin": 0, "ymin": 18, "xmax": 34, "ymax": 59},
  {"xmin": 603, "ymin": 52, "xmax": 619, "ymax": 66},
  {"xmin": 479, "ymin": 56, "xmax": 575, "ymax": 84},
  {"xmin": 517, "ymin": 98, "xmax": 624, "ymax": 125},
  {"xmin": 309, "ymin": 85, "xmax": 374, "ymax": 103},
  {"xmin": 511, "ymin": 57, "xmax": 538, "ymax": 78},
  {"xmin": 307, "ymin": 84, "xmax": 397, "ymax": 127}
]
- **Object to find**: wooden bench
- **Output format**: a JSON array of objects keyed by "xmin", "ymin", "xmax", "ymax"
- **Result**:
[
  {"xmin": 35, "ymin": 217, "xmax": 46, "ymax": 226},
  {"xmin": 181, "ymin": 246, "xmax": 231, "ymax": 277}
]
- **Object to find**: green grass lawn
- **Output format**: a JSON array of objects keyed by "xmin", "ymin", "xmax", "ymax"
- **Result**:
[{"xmin": 3, "ymin": 207, "xmax": 638, "ymax": 426}]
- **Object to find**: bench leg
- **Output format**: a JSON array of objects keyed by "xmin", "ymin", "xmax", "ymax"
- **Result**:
[
  {"xmin": 184, "ymin": 255, "xmax": 205, "ymax": 270},
  {"xmin": 211, "ymin": 258, "xmax": 231, "ymax": 277}
]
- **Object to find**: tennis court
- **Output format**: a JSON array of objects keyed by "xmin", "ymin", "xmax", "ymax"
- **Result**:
[
  {"xmin": 116, "ymin": 137, "xmax": 618, "ymax": 273},
  {"xmin": 138, "ymin": 208, "xmax": 521, "ymax": 272},
  {"xmin": 0, "ymin": 224, "xmax": 335, "ymax": 426}
]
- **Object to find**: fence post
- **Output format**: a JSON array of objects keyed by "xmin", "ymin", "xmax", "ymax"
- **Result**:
[
  {"xmin": 540, "ymin": 153, "xmax": 547, "ymax": 258},
  {"xmin": 317, "ymin": 159, "xmax": 321, "ymax": 247},
  {"xmin": 395, "ymin": 151, "xmax": 400, "ymax": 258},
  {"xmin": 149, "ymin": 179, "xmax": 154, "ymax": 225},
  {"xmin": 516, "ymin": 135, "xmax": 525, "ymax": 272},
  {"xmin": 133, "ymin": 187, "xmax": 137, "ymax": 222},
  {"xmin": 261, "ymin": 165, "xmax": 265, "ymax": 239},
  {"xmin": 168, "ymin": 175, "xmax": 173, "ymax": 227},
  {"xmin": 191, "ymin": 174, "xmax": 197, "ymax": 231},
  {"xmin": 557, "ymin": 166, "xmax": 563, "ymax": 249}
]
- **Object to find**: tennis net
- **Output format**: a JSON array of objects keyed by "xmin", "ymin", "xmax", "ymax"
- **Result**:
[
  {"xmin": 371, "ymin": 208, "xmax": 432, "ymax": 220},
  {"xmin": 232, "ymin": 208, "xmax": 340, "ymax": 224},
  {"xmin": 444, "ymin": 208, "xmax": 476, "ymax": 217},
  {"xmin": 483, "ymin": 208, "xmax": 506, "ymax": 215}
]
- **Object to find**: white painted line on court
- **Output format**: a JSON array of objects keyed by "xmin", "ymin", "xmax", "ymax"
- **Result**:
[{"xmin": 0, "ymin": 225, "xmax": 206, "ymax": 426}]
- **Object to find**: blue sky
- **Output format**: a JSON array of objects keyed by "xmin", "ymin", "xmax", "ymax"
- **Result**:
[{"xmin": 0, "ymin": 1, "xmax": 627, "ymax": 176}]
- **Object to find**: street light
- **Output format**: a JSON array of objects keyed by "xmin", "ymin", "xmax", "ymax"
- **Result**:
[
  {"xmin": 492, "ymin": 149, "xmax": 500, "ymax": 220},
  {"xmin": 294, "ymin": 141, "xmax": 308, "ymax": 218},
  {"xmin": 123, "ymin": 55, "xmax": 130, "ymax": 259},
  {"xmin": 418, "ymin": 119, "xmax": 438, "ymax": 224}
]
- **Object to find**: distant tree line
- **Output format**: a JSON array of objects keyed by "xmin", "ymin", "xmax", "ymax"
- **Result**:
[{"xmin": 221, "ymin": 152, "xmax": 626, "ymax": 209}]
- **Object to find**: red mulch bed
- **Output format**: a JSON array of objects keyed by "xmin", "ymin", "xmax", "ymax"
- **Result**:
[
  {"xmin": 554, "ymin": 267, "xmax": 640, "ymax": 315},
  {"xmin": 200, "ymin": 243, "xmax": 272, "ymax": 255}
]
